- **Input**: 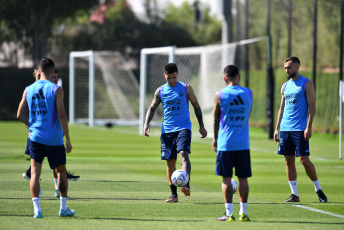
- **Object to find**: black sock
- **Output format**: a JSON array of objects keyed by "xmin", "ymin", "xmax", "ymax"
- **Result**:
[{"xmin": 170, "ymin": 184, "xmax": 177, "ymax": 197}]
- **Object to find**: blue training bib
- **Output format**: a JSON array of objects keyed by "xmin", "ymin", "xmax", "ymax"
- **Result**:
[
  {"xmin": 217, "ymin": 85, "xmax": 252, "ymax": 151},
  {"xmin": 280, "ymin": 76, "xmax": 309, "ymax": 131},
  {"xmin": 26, "ymin": 80, "xmax": 64, "ymax": 146},
  {"xmin": 159, "ymin": 81, "xmax": 191, "ymax": 133}
]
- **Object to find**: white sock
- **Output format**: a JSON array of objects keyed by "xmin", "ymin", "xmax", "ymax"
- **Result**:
[
  {"xmin": 312, "ymin": 180, "xmax": 322, "ymax": 192},
  {"xmin": 239, "ymin": 202, "xmax": 247, "ymax": 215},
  {"xmin": 225, "ymin": 203, "xmax": 233, "ymax": 216},
  {"xmin": 60, "ymin": 197, "xmax": 68, "ymax": 211},
  {"xmin": 288, "ymin": 180, "xmax": 298, "ymax": 196},
  {"xmin": 32, "ymin": 197, "xmax": 41, "ymax": 213},
  {"xmin": 54, "ymin": 178, "xmax": 58, "ymax": 190}
]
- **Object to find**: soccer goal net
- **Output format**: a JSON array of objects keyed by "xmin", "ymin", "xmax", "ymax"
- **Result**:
[
  {"xmin": 69, "ymin": 51, "xmax": 139, "ymax": 126},
  {"xmin": 139, "ymin": 37, "xmax": 268, "ymax": 136}
]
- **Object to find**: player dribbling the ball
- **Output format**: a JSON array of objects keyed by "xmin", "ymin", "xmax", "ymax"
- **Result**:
[{"xmin": 143, "ymin": 63, "xmax": 207, "ymax": 203}]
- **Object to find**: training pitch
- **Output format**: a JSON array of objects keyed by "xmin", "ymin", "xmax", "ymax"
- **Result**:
[{"xmin": 0, "ymin": 122, "xmax": 343, "ymax": 230}]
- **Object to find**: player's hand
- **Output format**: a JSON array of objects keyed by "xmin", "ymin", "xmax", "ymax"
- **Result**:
[
  {"xmin": 65, "ymin": 140, "xmax": 72, "ymax": 153},
  {"xmin": 274, "ymin": 130, "xmax": 279, "ymax": 143},
  {"xmin": 212, "ymin": 139, "xmax": 217, "ymax": 152},
  {"xmin": 143, "ymin": 125, "xmax": 150, "ymax": 137},
  {"xmin": 304, "ymin": 128, "xmax": 312, "ymax": 141},
  {"xmin": 199, "ymin": 127, "xmax": 207, "ymax": 138}
]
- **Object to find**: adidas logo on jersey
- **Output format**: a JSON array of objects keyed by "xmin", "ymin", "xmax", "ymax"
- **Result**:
[{"xmin": 230, "ymin": 95, "xmax": 245, "ymax": 105}]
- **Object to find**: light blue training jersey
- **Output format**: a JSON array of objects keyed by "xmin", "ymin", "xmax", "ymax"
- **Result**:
[
  {"xmin": 159, "ymin": 81, "xmax": 192, "ymax": 134},
  {"xmin": 217, "ymin": 85, "xmax": 252, "ymax": 151},
  {"xmin": 280, "ymin": 75, "xmax": 309, "ymax": 131},
  {"xmin": 26, "ymin": 80, "xmax": 64, "ymax": 146}
]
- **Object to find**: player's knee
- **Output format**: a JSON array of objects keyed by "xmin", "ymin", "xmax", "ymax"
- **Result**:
[
  {"xmin": 300, "ymin": 158, "xmax": 311, "ymax": 166},
  {"xmin": 55, "ymin": 164, "xmax": 66, "ymax": 173},
  {"xmin": 179, "ymin": 150, "xmax": 189, "ymax": 159}
]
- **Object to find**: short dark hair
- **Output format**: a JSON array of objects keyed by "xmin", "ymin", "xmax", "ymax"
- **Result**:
[
  {"xmin": 164, "ymin": 63, "xmax": 178, "ymax": 74},
  {"xmin": 223, "ymin": 65, "xmax": 239, "ymax": 78},
  {"xmin": 39, "ymin": 58, "xmax": 55, "ymax": 77},
  {"xmin": 285, "ymin": 56, "xmax": 300, "ymax": 65}
]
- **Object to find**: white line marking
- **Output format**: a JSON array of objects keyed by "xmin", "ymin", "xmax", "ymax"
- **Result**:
[{"xmin": 290, "ymin": 204, "xmax": 344, "ymax": 219}]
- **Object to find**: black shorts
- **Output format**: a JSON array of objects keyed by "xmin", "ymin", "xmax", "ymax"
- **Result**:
[
  {"xmin": 29, "ymin": 140, "xmax": 66, "ymax": 169},
  {"xmin": 215, "ymin": 150, "xmax": 252, "ymax": 178},
  {"xmin": 24, "ymin": 138, "xmax": 30, "ymax": 155},
  {"xmin": 278, "ymin": 131, "xmax": 310, "ymax": 157},
  {"xmin": 160, "ymin": 129, "xmax": 191, "ymax": 160}
]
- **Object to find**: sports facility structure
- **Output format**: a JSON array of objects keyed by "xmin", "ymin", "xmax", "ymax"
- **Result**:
[
  {"xmin": 69, "ymin": 51, "xmax": 139, "ymax": 126},
  {"xmin": 139, "ymin": 37, "xmax": 268, "ymax": 136},
  {"xmin": 69, "ymin": 37, "xmax": 268, "ymax": 135}
]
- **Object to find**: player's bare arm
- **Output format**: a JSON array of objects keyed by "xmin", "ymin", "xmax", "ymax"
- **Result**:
[
  {"xmin": 55, "ymin": 87, "xmax": 72, "ymax": 153},
  {"xmin": 212, "ymin": 93, "xmax": 221, "ymax": 152},
  {"xmin": 143, "ymin": 88, "xmax": 162, "ymax": 137},
  {"xmin": 274, "ymin": 85, "xmax": 286, "ymax": 143},
  {"xmin": 17, "ymin": 89, "xmax": 30, "ymax": 128},
  {"xmin": 304, "ymin": 80, "xmax": 315, "ymax": 141},
  {"xmin": 187, "ymin": 84, "xmax": 207, "ymax": 138}
]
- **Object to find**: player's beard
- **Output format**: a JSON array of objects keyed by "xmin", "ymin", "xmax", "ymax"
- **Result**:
[{"xmin": 287, "ymin": 71, "xmax": 296, "ymax": 79}]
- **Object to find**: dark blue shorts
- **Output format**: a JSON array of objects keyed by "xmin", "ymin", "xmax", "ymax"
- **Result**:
[
  {"xmin": 160, "ymin": 129, "xmax": 191, "ymax": 160},
  {"xmin": 29, "ymin": 140, "xmax": 66, "ymax": 169},
  {"xmin": 278, "ymin": 131, "xmax": 310, "ymax": 157},
  {"xmin": 24, "ymin": 138, "xmax": 30, "ymax": 155},
  {"xmin": 215, "ymin": 150, "xmax": 252, "ymax": 178}
]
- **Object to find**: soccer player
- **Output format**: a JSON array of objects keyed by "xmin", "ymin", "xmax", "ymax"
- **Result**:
[
  {"xmin": 17, "ymin": 58, "xmax": 75, "ymax": 218},
  {"xmin": 274, "ymin": 56, "xmax": 327, "ymax": 203},
  {"xmin": 213, "ymin": 65, "xmax": 252, "ymax": 222},
  {"xmin": 22, "ymin": 68, "xmax": 80, "ymax": 199},
  {"xmin": 143, "ymin": 63, "xmax": 207, "ymax": 203}
]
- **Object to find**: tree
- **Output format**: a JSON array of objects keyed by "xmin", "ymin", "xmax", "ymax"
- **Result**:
[{"xmin": 0, "ymin": 0, "xmax": 97, "ymax": 66}]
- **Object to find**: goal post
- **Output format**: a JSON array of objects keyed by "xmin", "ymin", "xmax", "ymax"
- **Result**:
[
  {"xmin": 69, "ymin": 50, "xmax": 94, "ymax": 126},
  {"xmin": 69, "ymin": 50, "xmax": 140, "ymax": 127},
  {"xmin": 139, "ymin": 37, "xmax": 268, "ymax": 136}
]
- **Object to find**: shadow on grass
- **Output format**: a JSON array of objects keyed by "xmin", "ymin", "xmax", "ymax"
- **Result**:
[
  {"xmin": 194, "ymin": 202, "xmax": 344, "ymax": 205},
  {"xmin": 78, "ymin": 217, "xmax": 205, "ymax": 222},
  {"xmin": 80, "ymin": 180, "xmax": 164, "ymax": 183},
  {"xmin": 252, "ymin": 220, "xmax": 344, "ymax": 225},
  {"xmin": 0, "ymin": 214, "xmax": 32, "ymax": 217},
  {"xmin": 0, "ymin": 197, "xmax": 163, "ymax": 201},
  {"xmin": 0, "ymin": 214, "xmax": 206, "ymax": 222}
]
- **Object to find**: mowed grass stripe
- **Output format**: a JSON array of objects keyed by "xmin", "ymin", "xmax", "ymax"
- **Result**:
[{"xmin": 0, "ymin": 122, "xmax": 343, "ymax": 230}]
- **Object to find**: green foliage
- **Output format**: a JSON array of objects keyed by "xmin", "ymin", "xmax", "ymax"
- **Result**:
[
  {"xmin": 162, "ymin": 2, "xmax": 221, "ymax": 46},
  {"xmin": 0, "ymin": 122, "xmax": 343, "ymax": 229},
  {"xmin": 0, "ymin": 0, "xmax": 98, "ymax": 64}
]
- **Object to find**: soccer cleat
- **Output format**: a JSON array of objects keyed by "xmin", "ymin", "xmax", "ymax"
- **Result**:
[
  {"xmin": 33, "ymin": 211, "xmax": 43, "ymax": 218},
  {"xmin": 59, "ymin": 208, "xmax": 75, "ymax": 217},
  {"xmin": 181, "ymin": 187, "xmax": 190, "ymax": 197},
  {"xmin": 22, "ymin": 168, "xmax": 31, "ymax": 180},
  {"xmin": 239, "ymin": 213, "xmax": 250, "ymax": 221},
  {"xmin": 67, "ymin": 171, "xmax": 80, "ymax": 181},
  {"xmin": 217, "ymin": 213, "xmax": 235, "ymax": 221},
  {"xmin": 166, "ymin": 195, "xmax": 178, "ymax": 203},
  {"xmin": 316, "ymin": 189, "xmax": 328, "ymax": 203},
  {"xmin": 284, "ymin": 194, "xmax": 300, "ymax": 202}
]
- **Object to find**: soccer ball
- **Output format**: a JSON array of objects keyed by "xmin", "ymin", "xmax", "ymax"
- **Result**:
[
  {"xmin": 171, "ymin": 170, "xmax": 189, "ymax": 187},
  {"xmin": 231, "ymin": 179, "xmax": 238, "ymax": 193}
]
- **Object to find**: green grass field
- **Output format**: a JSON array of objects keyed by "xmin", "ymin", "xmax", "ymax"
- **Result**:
[{"xmin": 0, "ymin": 121, "xmax": 343, "ymax": 229}]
